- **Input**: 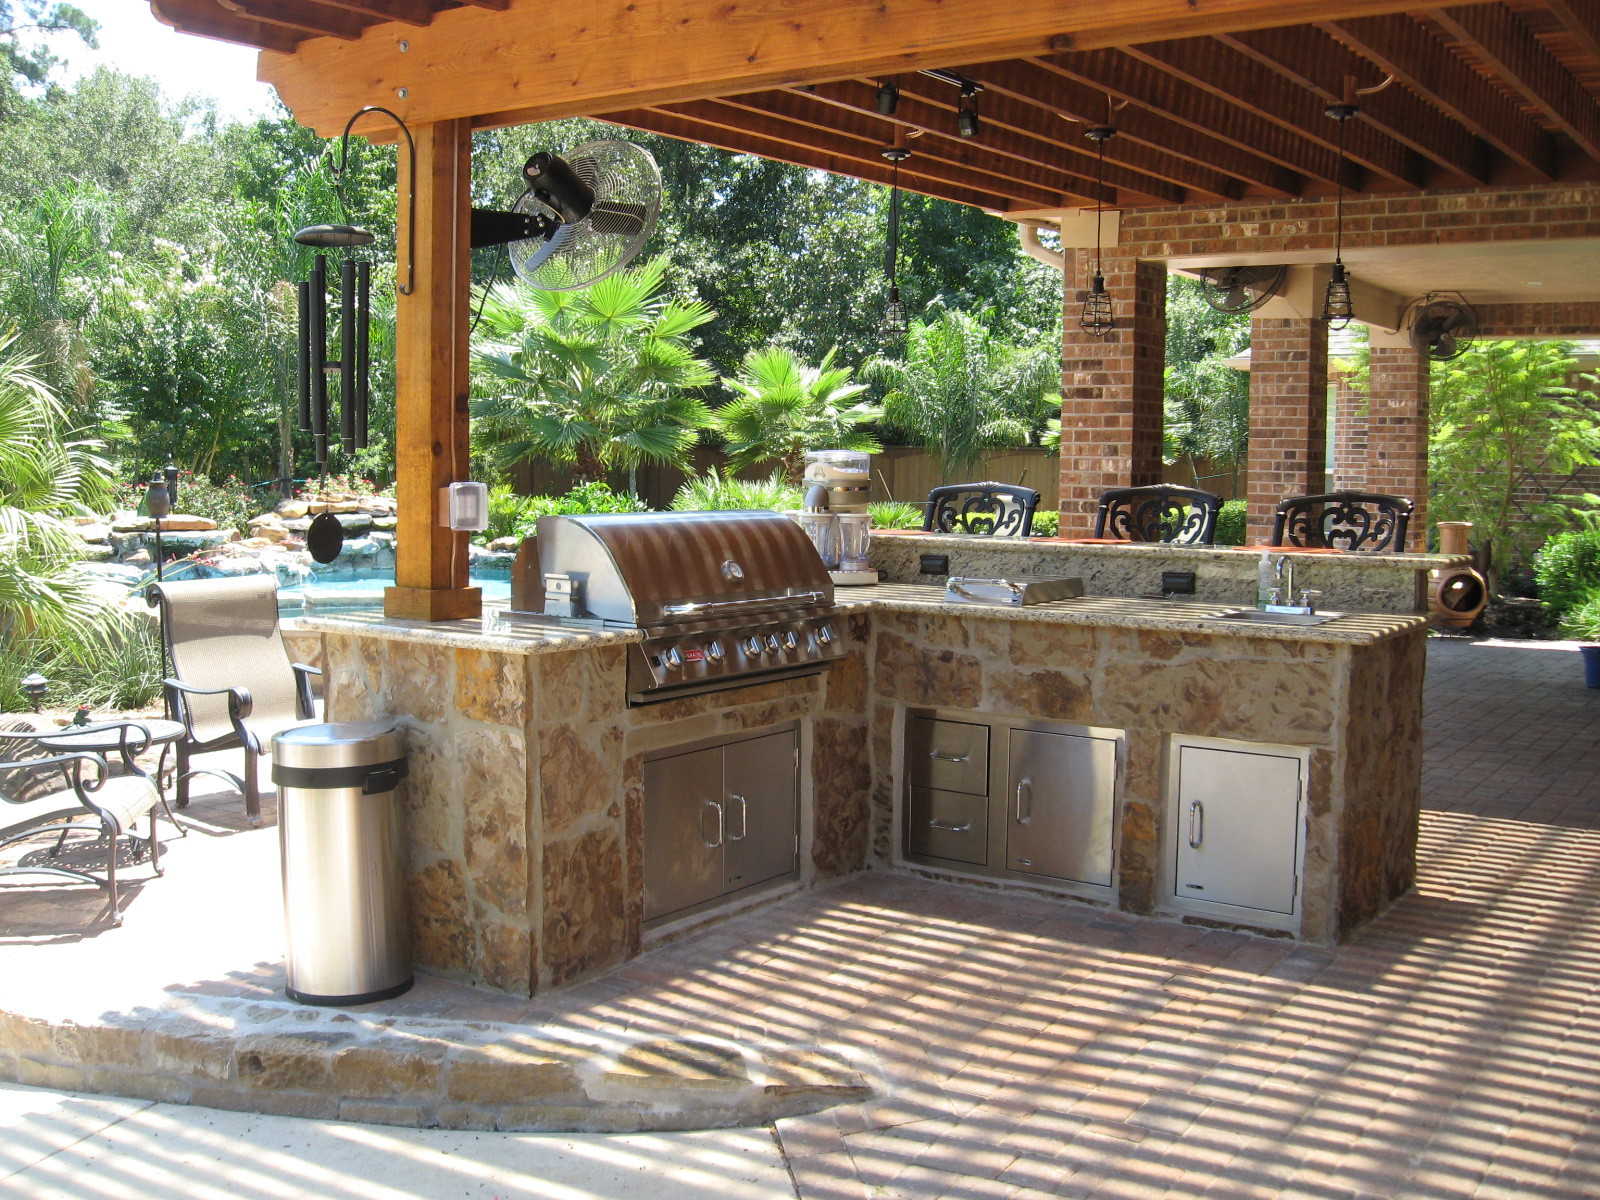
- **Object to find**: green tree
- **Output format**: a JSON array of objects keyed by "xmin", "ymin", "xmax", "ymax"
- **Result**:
[
  {"xmin": 713, "ymin": 346, "xmax": 880, "ymax": 483},
  {"xmin": 470, "ymin": 256, "xmax": 716, "ymax": 482},
  {"xmin": 1163, "ymin": 276, "xmax": 1250, "ymax": 475},
  {"xmin": 865, "ymin": 308, "xmax": 1059, "ymax": 481},
  {"xmin": 0, "ymin": 0, "xmax": 94, "ymax": 116},
  {"xmin": 1431, "ymin": 340, "xmax": 1600, "ymax": 573}
]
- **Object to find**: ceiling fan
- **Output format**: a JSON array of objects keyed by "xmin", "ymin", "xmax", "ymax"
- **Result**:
[
  {"xmin": 1198, "ymin": 265, "xmax": 1288, "ymax": 315},
  {"xmin": 1405, "ymin": 292, "xmax": 1479, "ymax": 362}
]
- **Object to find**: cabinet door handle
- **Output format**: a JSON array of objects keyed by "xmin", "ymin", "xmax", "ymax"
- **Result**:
[
  {"xmin": 1015, "ymin": 777, "xmax": 1033, "ymax": 825},
  {"xmin": 727, "ymin": 794, "xmax": 748, "ymax": 841},
  {"xmin": 1188, "ymin": 800, "xmax": 1204, "ymax": 849},
  {"xmin": 928, "ymin": 819, "xmax": 972, "ymax": 832},
  {"xmin": 929, "ymin": 751, "xmax": 971, "ymax": 763},
  {"xmin": 702, "ymin": 799, "xmax": 725, "ymax": 849}
]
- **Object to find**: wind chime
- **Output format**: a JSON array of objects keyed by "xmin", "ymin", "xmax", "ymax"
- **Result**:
[
  {"xmin": 1079, "ymin": 111, "xmax": 1118, "ymax": 337},
  {"xmin": 881, "ymin": 128, "xmax": 911, "ymax": 335}
]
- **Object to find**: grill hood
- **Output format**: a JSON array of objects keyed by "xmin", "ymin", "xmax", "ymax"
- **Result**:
[{"xmin": 534, "ymin": 510, "xmax": 834, "ymax": 626}]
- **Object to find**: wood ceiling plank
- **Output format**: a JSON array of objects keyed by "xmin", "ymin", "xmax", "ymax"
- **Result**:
[
  {"xmin": 217, "ymin": 0, "xmax": 367, "ymax": 39},
  {"xmin": 149, "ymin": 0, "xmax": 302, "ymax": 52},
  {"xmin": 1219, "ymin": 24, "xmax": 1491, "ymax": 182},
  {"xmin": 1540, "ymin": 0, "xmax": 1600, "ymax": 65},
  {"xmin": 315, "ymin": 0, "xmax": 434, "ymax": 26},
  {"xmin": 1044, "ymin": 47, "xmax": 1349, "ymax": 185},
  {"xmin": 250, "ymin": 0, "xmax": 1508, "ymax": 138},
  {"xmin": 606, "ymin": 107, "xmax": 1013, "ymax": 211},
  {"xmin": 957, "ymin": 59, "xmax": 1271, "ymax": 199},
  {"xmin": 1322, "ymin": 13, "xmax": 1558, "ymax": 176},
  {"xmin": 793, "ymin": 78, "xmax": 1189, "ymax": 203},
  {"xmin": 1121, "ymin": 37, "xmax": 1426, "ymax": 186},
  {"xmin": 658, "ymin": 98, "xmax": 1066, "ymax": 208},
  {"xmin": 1430, "ymin": 3, "xmax": 1600, "ymax": 160}
]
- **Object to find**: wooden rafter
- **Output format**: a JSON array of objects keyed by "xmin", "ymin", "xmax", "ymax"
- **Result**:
[
  {"xmin": 1541, "ymin": 0, "xmax": 1600, "ymax": 65},
  {"xmin": 217, "ymin": 0, "xmax": 367, "ymax": 40},
  {"xmin": 315, "ymin": 0, "xmax": 434, "ymax": 26},
  {"xmin": 1218, "ymin": 25, "xmax": 1492, "ymax": 184},
  {"xmin": 1430, "ymin": 3, "xmax": 1600, "ymax": 160},
  {"xmin": 1322, "ymin": 13, "xmax": 1559, "ymax": 177},
  {"xmin": 149, "ymin": 0, "xmax": 301, "ymax": 53}
]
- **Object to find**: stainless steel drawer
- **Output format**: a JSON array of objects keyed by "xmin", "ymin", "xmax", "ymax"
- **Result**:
[
  {"xmin": 906, "ymin": 716, "xmax": 989, "ymax": 795},
  {"xmin": 906, "ymin": 786, "xmax": 989, "ymax": 865}
]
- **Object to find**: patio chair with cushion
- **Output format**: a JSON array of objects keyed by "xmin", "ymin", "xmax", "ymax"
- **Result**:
[
  {"xmin": 1270, "ymin": 490, "xmax": 1414, "ymax": 553},
  {"xmin": 148, "ymin": 575, "xmax": 323, "ymax": 823},
  {"xmin": 924, "ymin": 482, "xmax": 1041, "ymax": 537},
  {"xmin": 1, "ymin": 717, "xmax": 163, "ymax": 925},
  {"xmin": 1093, "ymin": 485, "xmax": 1223, "ymax": 545}
]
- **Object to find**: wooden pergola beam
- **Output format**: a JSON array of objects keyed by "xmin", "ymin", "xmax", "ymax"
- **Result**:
[
  {"xmin": 315, "ymin": 0, "xmax": 434, "ymax": 27},
  {"xmin": 218, "ymin": 0, "xmax": 367, "ymax": 39},
  {"xmin": 150, "ymin": 0, "xmax": 301, "ymax": 53},
  {"xmin": 1217, "ymin": 24, "xmax": 1492, "ymax": 183},
  {"xmin": 1542, "ymin": 0, "xmax": 1600, "ymax": 65},
  {"xmin": 1322, "ymin": 13, "xmax": 1559, "ymax": 177},
  {"xmin": 790, "ymin": 79, "xmax": 1191, "ymax": 205},
  {"xmin": 1430, "ymin": 3, "xmax": 1600, "ymax": 161}
]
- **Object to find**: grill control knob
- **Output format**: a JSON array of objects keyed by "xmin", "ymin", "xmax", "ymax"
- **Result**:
[
  {"xmin": 765, "ymin": 633, "xmax": 782, "ymax": 653},
  {"xmin": 817, "ymin": 624, "xmax": 835, "ymax": 645},
  {"xmin": 705, "ymin": 640, "xmax": 725, "ymax": 662},
  {"xmin": 662, "ymin": 647, "xmax": 684, "ymax": 670},
  {"xmin": 781, "ymin": 631, "xmax": 799, "ymax": 652},
  {"xmin": 744, "ymin": 635, "xmax": 763, "ymax": 656}
]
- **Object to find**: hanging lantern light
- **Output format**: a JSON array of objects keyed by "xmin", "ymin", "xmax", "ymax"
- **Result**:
[
  {"xmin": 1080, "ymin": 120, "xmax": 1118, "ymax": 337},
  {"xmin": 1322, "ymin": 87, "xmax": 1359, "ymax": 329},
  {"xmin": 881, "ymin": 136, "xmax": 911, "ymax": 335}
]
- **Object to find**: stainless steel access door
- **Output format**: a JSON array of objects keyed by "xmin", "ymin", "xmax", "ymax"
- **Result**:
[
  {"xmin": 1006, "ymin": 728, "xmax": 1116, "ymax": 886},
  {"xmin": 722, "ymin": 729, "xmax": 799, "ymax": 893},
  {"xmin": 644, "ymin": 744, "xmax": 726, "ymax": 921},
  {"xmin": 1173, "ymin": 745, "xmax": 1302, "ymax": 914}
]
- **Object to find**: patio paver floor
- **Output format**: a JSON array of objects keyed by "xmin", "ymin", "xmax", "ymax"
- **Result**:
[{"xmin": 3, "ymin": 637, "xmax": 1599, "ymax": 1196}]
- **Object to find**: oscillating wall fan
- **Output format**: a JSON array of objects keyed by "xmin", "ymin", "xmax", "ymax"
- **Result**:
[
  {"xmin": 1405, "ymin": 292, "xmax": 1478, "ymax": 362},
  {"xmin": 471, "ymin": 140, "xmax": 662, "ymax": 290},
  {"xmin": 1198, "ymin": 265, "xmax": 1288, "ymax": 314}
]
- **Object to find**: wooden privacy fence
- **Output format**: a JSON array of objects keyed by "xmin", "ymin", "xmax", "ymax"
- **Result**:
[{"xmin": 510, "ymin": 448, "xmax": 1243, "ymax": 510}]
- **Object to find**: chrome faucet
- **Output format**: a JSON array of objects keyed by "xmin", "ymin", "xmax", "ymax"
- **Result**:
[{"xmin": 1268, "ymin": 556, "xmax": 1323, "ymax": 614}]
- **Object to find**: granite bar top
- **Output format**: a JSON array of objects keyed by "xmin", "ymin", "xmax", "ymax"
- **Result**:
[
  {"xmin": 872, "ymin": 530, "xmax": 1469, "ymax": 572},
  {"xmin": 291, "ymin": 607, "xmax": 645, "ymax": 655},
  {"xmin": 842, "ymin": 582, "xmax": 1426, "ymax": 645}
]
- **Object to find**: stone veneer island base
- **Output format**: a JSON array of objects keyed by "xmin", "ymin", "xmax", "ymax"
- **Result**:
[{"xmin": 286, "ymin": 586, "xmax": 1425, "ymax": 998}]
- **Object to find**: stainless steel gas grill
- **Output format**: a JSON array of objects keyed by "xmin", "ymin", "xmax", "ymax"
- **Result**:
[{"xmin": 507, "ymin": 511, "xmax": 846, "ymax": 703}]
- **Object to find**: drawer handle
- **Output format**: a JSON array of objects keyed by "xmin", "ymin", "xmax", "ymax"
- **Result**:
[
  {"xmin": 928, "ymin": 819, "xmax": 972, "ymax": 832},
  {"xmin": 928, "ymin": 751, "xmax": 972, "ymax": 763},
  {"xmin": 1015, "ymin": 777, "xmax": 1033, "ymax": 825},
  {"xmin": 1188, "ymin": 800, "xmax": 1204, "ymax": 849},
  {"xmin": 727, "ymin": 794, "xmax": 748, "ymax": 842},
  {"xmin": 702, "ymin": 799, "xmax": 725, "ymax": 849}
]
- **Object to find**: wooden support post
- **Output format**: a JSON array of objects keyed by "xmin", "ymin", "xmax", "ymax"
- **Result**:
[{"xmin": 385, "ymin": 118, "xmax": 482, "ymax": 622}]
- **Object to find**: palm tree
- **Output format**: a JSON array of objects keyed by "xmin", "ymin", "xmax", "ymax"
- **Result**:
[
  {"xmin": 864, "ymin": 308, "xmax": 1059, "ymax": 482},
  {"xmin": 470, "ymin": 257, "xmax": 716, "ymax": 482},
  {"xmin": 0, "ymin": 330, "xmax": 120, "ymax": 656},
  {"xmin": 713, "ymin": 346, "xmax": 881, "ymax": 484}
]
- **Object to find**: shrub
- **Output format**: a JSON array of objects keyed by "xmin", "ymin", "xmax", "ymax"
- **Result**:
[
  {"xmin": 868, "ymin": 501, "xmax": 925, "ymax": 531},
  {"xmin": 1534, "ymin": 526, "xmax": 1600, "ymax": 617},
  {"xmin": 113, "ymin": 471, "xmax": 277, "ymax": 537},
  {"xmin": 1214, "ymin": 499, "xmax": 1247, "ymax": 546},
  {"xmin": 479, "ymin": 481, "xmax": 648, "ymax": 543},
  {"xmin": 671, "ymin": 468, "xmax": 801, "ymax": 513},
  {"xmin": 1558, "ymin": 591, "xmax": 1600, "ymax": 642},
  {"xmin": 1029, "ymin": 509, "xmax": 1060, "ymax": 537},
  {"xmin": 0, "ymin": 618, "xmax": 163, "ymax": 713}
]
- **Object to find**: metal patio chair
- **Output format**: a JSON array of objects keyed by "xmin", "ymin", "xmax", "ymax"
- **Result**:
[
  {"xmin": 1270, "ymin": 490, "xmax": 1414, "ymax": 553},
  {"xmin": 1093, "ymin": 484, "xmax": 1223, "ymax": 545},
  {"xmin": 148, "ymin": 575, "xmax": 323, "ymax": 823},
  {"xmin": 1, "ymin": 716, "xmax": 163, "ymax": 925},
  {"xmin": 924, "ymin": 482, "xmax": 1041, "ymax": 537}
]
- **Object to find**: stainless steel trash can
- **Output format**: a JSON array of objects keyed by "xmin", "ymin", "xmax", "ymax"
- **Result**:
[{"xmin": 271, "ymin": 721, "xmax": 412, "ymax": 1005}]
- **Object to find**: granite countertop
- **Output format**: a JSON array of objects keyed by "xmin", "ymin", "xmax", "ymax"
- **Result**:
[
  {"xmin": 872, "ymin": 531, "xmax": 1469, "ymax": 570},
  {"xmin": 842, "ymin": 582, "xmax": 1427, "ymax": 644},
  {"xmin": 290, "ymin": 608, "xmax": 645, "ymax": 656}
]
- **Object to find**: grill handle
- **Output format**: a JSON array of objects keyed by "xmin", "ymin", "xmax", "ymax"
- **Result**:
[{"xmin": 661, "ymin": 591, "xmax": 827, "ymax": 618}]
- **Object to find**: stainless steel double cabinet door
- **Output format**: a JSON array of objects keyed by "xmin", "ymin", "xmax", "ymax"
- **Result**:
[{"xmin": 643, "ymin": 729, "xmax": 798, "ymax": 923}]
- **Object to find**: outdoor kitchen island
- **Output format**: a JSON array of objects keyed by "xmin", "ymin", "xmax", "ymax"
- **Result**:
[{"xmin": 288, "ymin": 588, "xmax": 1425, "ymax": 998}]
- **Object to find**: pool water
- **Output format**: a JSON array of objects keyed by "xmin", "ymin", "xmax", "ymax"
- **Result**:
[{"xmin": 278, "ymin": 575, "xmax": 512, "ymax": 608}]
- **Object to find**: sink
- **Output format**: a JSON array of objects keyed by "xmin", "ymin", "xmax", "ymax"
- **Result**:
[{"xmin": 1204, "ymin": 609, "xmax": 1340, "ymax": 627}]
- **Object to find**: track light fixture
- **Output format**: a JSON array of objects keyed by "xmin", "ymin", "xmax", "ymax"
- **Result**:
[
  {"xmin": 876, "ymin": 79, "xmax": 899, "ymax": 116},
  {"xmin": 1322, "ymin": 84, "xmax": 1359, "ymax": 330},
  {"xmin": 1079, "ymin": 122, "xmax": 1118, "ymax": 337}
]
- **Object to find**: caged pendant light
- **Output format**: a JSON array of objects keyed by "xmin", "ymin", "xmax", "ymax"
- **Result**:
[
  {"xmin": 1079, "ymin": 118, "xmax": 1118, "ymax": 337},
  {"xmin": 1322, "ymin": 83, "xmax": 1358, "ymax": 329},
  {"xmin": 881, "ymin": 133, "xmax": 911, "ymax": 335}
]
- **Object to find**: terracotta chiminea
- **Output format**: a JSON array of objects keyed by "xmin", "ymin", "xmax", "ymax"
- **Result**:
[{"xmin": 1429, "ymin": 521, "xmax": 1487, "ymax": 629}]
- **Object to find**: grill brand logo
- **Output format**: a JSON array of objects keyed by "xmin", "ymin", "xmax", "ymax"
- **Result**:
[{"xmin": 721, "ymin": 559, "xmax": 745, "ymax": 582}]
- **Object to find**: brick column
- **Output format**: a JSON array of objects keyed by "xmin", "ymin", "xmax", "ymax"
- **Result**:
[
  {"xmin": 1367, "ymin": 348, "xmax": 1430, "ymax": 550},
  {"xmin": 1331, "ymin": 374, "xmax": 1368, "ymax": 491},
  {"xmin": 1247, "ymin": 318, "xmax": 1328, "ymax": 545},
  {"xmin": 1058, "ymin": 252, "xmax": 1166, "ymax": 536}
]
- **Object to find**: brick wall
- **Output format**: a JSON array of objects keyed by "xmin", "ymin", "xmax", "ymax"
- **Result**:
[
  {"xmin": 1367, "ymin": 349, "xmax": 1430, "ymax": 550},
  {"xmin": 1247, "ymin": 318, "xmax": 1328, "ymax": 544},
  {"xmin": 1058, "ymin": 251, "xmax": 1166, "ymax": 537},
  {"xmin": 1332, "ymin": 373, "xmax": 1368, "ymax": 492}
]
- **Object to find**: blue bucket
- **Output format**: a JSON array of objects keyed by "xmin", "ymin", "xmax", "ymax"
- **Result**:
[{"xmin": 1582, "ymin": 644, "xmax": 1600, "ymax": 690}]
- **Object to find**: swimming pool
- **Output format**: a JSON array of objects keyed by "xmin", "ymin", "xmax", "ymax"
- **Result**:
[{"xmin": 278, "ymin": 575, "xmax": 512, "ymax": 611}]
